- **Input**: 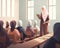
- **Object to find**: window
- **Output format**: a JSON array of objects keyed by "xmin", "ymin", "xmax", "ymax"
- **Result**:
[
  {"xmin": 0, "ymin": 0, "xmax": 15, "ymax": 17},
  {"xmin": 49, "ymin": 0, "xmax": 56, "ymax": 20},
  {"xmin": 27, "ymin": 0, "xmax": 34, "ymax": 20}
]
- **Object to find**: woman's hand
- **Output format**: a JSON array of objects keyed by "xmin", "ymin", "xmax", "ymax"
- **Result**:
[
  {"xmin": 43, "ymin": 21, "xmax": 49, "ymax": 24},
  {"xmin": 36, "ymin": 14, "xmax": 39, "ymax": 16},
  {"xmin": 36, "ymin": 14, "xmax": 41, "ymax": 19}
]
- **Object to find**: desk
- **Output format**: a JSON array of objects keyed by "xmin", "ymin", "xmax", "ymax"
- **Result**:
[{"xmin": 8, "ymin": 33, "xmax": 53, "ymax": 48}]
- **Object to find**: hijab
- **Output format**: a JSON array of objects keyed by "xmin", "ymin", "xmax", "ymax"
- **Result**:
[
  {"xmin": 34, "ymin": 20, "xmax": 37, "ymax": 27},
  {"xmin": 41, "ymin": 6, "xmax": 48, "ymax": 22},
  {"xmin": 18, "ymin": 20, "xmax": 22, "ymax": 27},
  {"xmin": 27, "ymin": 20, "xmax": 32, "ymax": 28},
  {"xmin": 53, "ymin": 23, "xmax": 60, "ymax": 42}
]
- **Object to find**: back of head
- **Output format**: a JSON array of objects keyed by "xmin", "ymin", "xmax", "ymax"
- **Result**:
[
  {"xmin": 6, "ymin": 21, "xmax": 9, "ymax": 28},
  {"xmin": 27, "ymin": 20, "xmax": 32, "ymax": 28},
  {"xmin": 18, "ymin": 20, "xmax": 22, "ymax": 26},
  {"xmin": 0, "ymin": 20, "xmax": 6, "ymax": 36},
  {"xmin": 0, "ymin": 20, "xmax": 4, "ymax": 29},
  {"xmin": 10, "ymin": 20, "xmax": 16, "ymax": 31},
  {"xmin": 10, "ymin": 20, "xmax": 16, "ymax": 27},
  {"xmin": 34, "ymin": 20, "xmax": 37, "ymax": 27},
  {"xmin": 53, "ymin": 22, "xmax": 60, "ymax": 42}
]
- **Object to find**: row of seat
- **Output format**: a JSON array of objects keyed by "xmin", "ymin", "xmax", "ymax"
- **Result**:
[
  {"xmin": 8, "ymin": 33, "xmax": 53, "ymax": 48},
  {"xmin": 0, "ymin": 20, "xmax": 40, "ymax": 48}
]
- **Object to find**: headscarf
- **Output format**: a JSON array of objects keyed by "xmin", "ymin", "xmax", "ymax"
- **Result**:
[
  {"xmin": 18, "ymin": 20, "xmax": 22, "ymax": 26},
  {"xmin": 53, "ymin": 23, "xmax": 60, "ymax": 42},
  {"xmin": 41, "ymin": 6, "xmax": 48, "ymax": 21},
  {"xmin": 27, "ymin": 20, "xmax": 32, "ymax": 28},
  {"xmin": 34, "ymin": 20, "xmax": 37, "ymax": 27}
]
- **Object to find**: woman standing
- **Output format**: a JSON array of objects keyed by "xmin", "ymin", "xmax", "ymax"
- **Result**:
[{"xmin": 37, "ymin": 6, "xmax": 50, "ymax": 36}]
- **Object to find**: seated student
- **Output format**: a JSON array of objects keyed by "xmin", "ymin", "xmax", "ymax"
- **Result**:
[
  {"xmin": 25, "ymin": 20, "xmax": 35, "ymax": 37},
  {"xmin": 16, "ymin": 20, "xmax": 27, "ymax": 41},
  {"xmin": 43, "ymin": 23, "xmax": 60, "ymax": 48},
  {"xmin": 8, "ymin": 20, "xmax": 20, "ymax": 44},
  {"xmin": 33, "ymin": 20, "xmax": 40, "ymax": 35},
  {"xmin": 0, "ymin": 20, "xmax": 12, "ymax": 48},
  {"xmin": 5, "ymin": 21, "xmax": 10, "ymax": 32}
]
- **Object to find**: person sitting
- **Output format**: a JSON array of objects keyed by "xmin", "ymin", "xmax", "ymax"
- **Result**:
[
  {"xmin": 16, "ymin": 20, "xmax": 27, "ymax": 41},
  {"xmin": 33, "ymin": 20, "xmax": 40, "ymax": 36},
  {"xmin": 8, "ymin": 20, "xmax": 20, "ymax": 44},
  {"xmin": 0, "ymin": 20, "xmax": 12, "ymax": 48},
  {"xmin": 5, "ymin": 21, "xmax": 10, "ymax": 33},
  {"xmin": 25, "ymin": 20, "xmax": 35, "ymax": 37},
  {"xmin": 43, "ymin": 22, "xmax": 60, "ymax": 48}
]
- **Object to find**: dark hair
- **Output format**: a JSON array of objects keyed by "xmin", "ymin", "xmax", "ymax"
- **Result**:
[
  {"xmin": 10, "ymin": 20, "xmax": 16, "ymax": 32},
  {"xmin": 0, "ymin": 20, "xmax": 4, "ymax": 30},
  {"xmin": 53, "ymin": 23, "xmax": 60, "ymax": 35},
  {"xmin": 6, "ymin": 21, "xmax": 9, "ymax": 28}
]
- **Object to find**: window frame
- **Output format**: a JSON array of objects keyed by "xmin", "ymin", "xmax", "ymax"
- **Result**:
[
  {"xmin": 48, "ymin": 0, "xmax": 56, "ymax": 20},
  {"xmin": 27, "ymin": 0, "xmax": 34, "ymax": 20}
]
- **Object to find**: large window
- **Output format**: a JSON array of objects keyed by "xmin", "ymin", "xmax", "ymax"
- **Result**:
[
  {"xmin": 0, "ymin": 0, "xmax": 15, "ymax": 17},
  {"xmin": 27, "ymin": 0, "xmax": 34, "ymax": 20},
  {"xmin": 7, "ymin": 0, "xmax": 10, "ymax": 17},
  {"xmin": 49, "ymin": 0, "xmax": 56, "ymax": 20}
]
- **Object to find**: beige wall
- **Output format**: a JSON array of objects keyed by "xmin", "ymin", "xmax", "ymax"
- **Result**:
[{"xmin": 0, "ymin": 0, "xmax": 19, "ymax": 27}]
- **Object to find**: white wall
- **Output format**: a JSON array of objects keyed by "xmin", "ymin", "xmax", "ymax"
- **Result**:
[{"xmin": 19, "ymin": 0, "xmax": 60, "ymax": 32}]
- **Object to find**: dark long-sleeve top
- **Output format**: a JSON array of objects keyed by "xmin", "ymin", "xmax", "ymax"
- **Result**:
[{"xmin": 43, "ymin": 37, "xmax": 60, "ymax": 48}]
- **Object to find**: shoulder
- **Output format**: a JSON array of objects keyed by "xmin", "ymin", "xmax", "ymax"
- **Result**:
[
  {"xmin": 14, "ymin": 29, "xmax": 20, "ymax": 34},
  {"xmin": 14, "ymin": 29, "xmax": 20, "ymax": 36},
  {"xmin": 43, "ymin": 37, "xmax": 56, "ymax": 48},
  {"xmin": 14, "ymin": 29, "xmax": 19, "ymax": 32}
]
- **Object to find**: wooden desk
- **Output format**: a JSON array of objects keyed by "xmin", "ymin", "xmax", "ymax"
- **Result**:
[{"xmin": 8, "ymin": 33, "xmax": 53, "ymax": 48}]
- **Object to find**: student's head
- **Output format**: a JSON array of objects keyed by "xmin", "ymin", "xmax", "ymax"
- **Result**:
[
  {"xmin": 10, "ymin": 20, "xmax": 16, "ymax": 31},
  {"xmin": 53, "ymin": 23, "xmax": 60, "ymax": 42},
  {"xmin": 0, "ymin": 20, "xmax": 4, "ymax": 28},
  {"xmin": 27, "ymin": 20, "xmax": 32, "ymax": 28},
  {"xmin": 28, "ymin": 20, "xmax": 32, "ymax": 26},
  {"xmin": 6, "ymin": 21, "xmax": 9, "ymax": 28},
  {"xmin": 34, "ymin": 20, "xmax": 37, "ymax": 27},
  {"xmin": 41, "ymin": 6, "xmax": 46, "ymax": 11},
  {"xmin": 18, "ymin": 20, "xmax": 22, "ymax": 26}
]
